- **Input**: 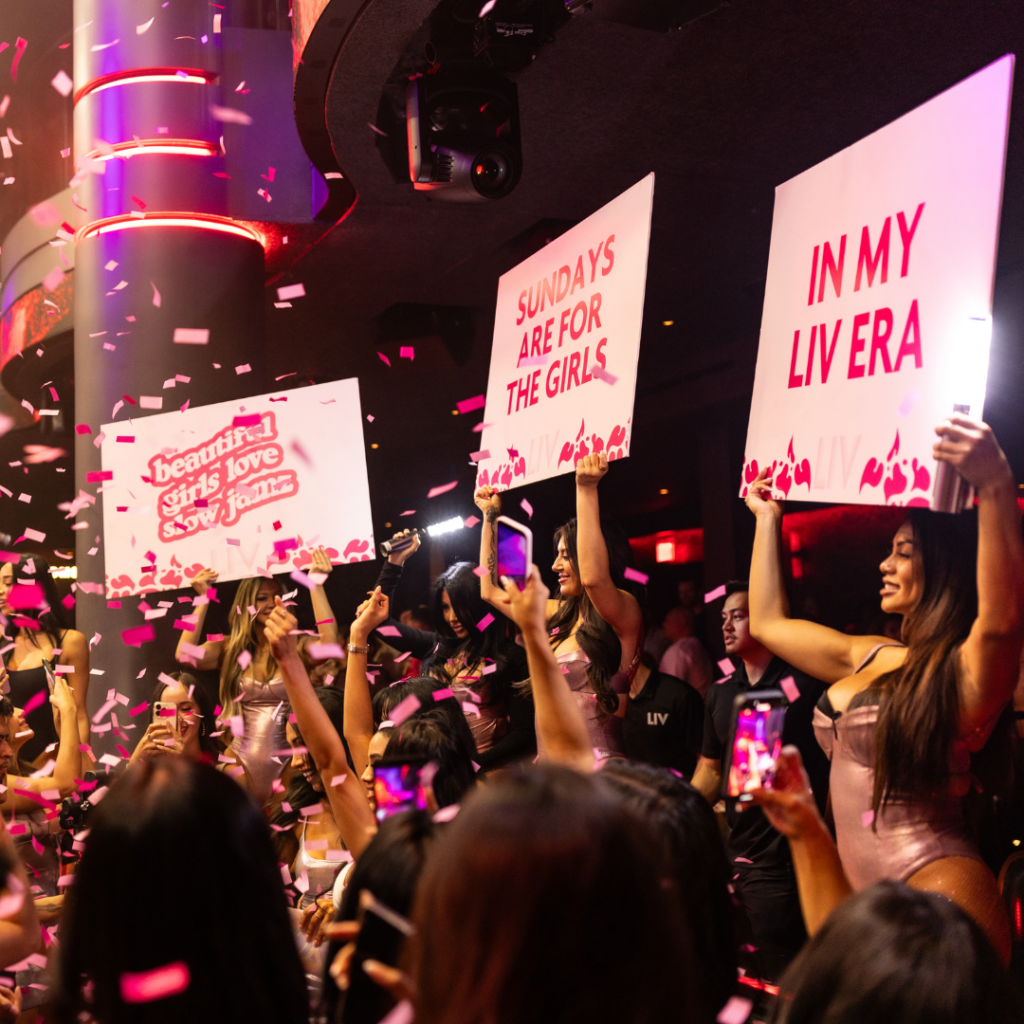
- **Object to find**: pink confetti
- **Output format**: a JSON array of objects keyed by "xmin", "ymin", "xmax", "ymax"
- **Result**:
[
  {"xmin": 173, "ymin": 328, "xmax": 208, "ymax": 344},
  {"xmin": 232, "ymin": 414, "xmax": 261, "ymax": 427},
  {"xmin": 377, "ymin": 625, "xmax": 402, "ymax": 637},
  {"xmin": 716, "ymin": 996, "xmax": 753, "ymax": 1024},
  {"xmin": 23, "ymin": 691, "xmax": 47, "ymax": 716},
  {"xmin": 464, "ymin": 515, "xmax": 480, "ymax": 528},
  {"xmin": 377, "ymin": 352, "xmax": 391, "ymax": 367},
  {"xmin": 457, "ymin": 395, "xmax": 486, "ymax": 414},
  {"xmin": 433, "ymin": 805, "xmax": 460, "ymax": 823},
  {"xmin": 427, "ymin": 480, "xmax": 458, "ymax": 499},
  {"xmin": 393, "ymin": 651, "xmax": 412, "ymax": 664},
  {"xmin": 75, "ymin": 424, "xmax": 92, "ymax": 434},
  {"xmin": 717, "ymin": 658, "xmax": 734, "ymax": 675},
  {"xmin": 235, "ymin": 363, "xmax": 251, "ymax": 375},
  {"xmin": 469, "ymin": 450, "xmax": 490, "ymax": 461},
  {"xmin": 472, "ymin": 566, "xmax": 489, "ymax": 578},
  {"xmin": 432, "ymin": 688, "xmax": 454, "ymax": 701},
  {"xmin": 861, "ymin": 809, "xmax": 875, "ymax": 827},
  {"xmin": 120, "ymin": 962, "xmax": 190, "ymax": 1004},
  {"xmin": 399, "ymin": 346, "xmax": 414, "ymax": 360},
  {"xmin": 122, "ymin": 624, "xmax": 156, "ymax": 647},
  {"xmin": 897, "ymin": 388, "xmax": 921, "ymax": 418},
  {"xmin": 623, "ymin": 566, "xmax": 648, "ymax": 585},
  {"xmin": 780, "ymin": 675, "xmax": 800, "ymax": 703},
  {"xmin": 476, "ymin": 613, "xmax": 495, "ymax": 631},
  {"xmin": 151, "ymin": 282, "xmax": 161, "ymax": 307},
  {"xmin": 42, "ymin": 266, "xmax": 64, "ymax": 292},
  {"xmin": 277, "ymin": 283, "xmax": 305, "ymax": 301},
  {"xmin": 86, "ymin": 471, "xmax": 112, "ymax": 482},
  {"xmin": 51, "ymin": 70, "xmax": 73, "ymax": 97},
  {"xmin": 704, "ymin": 584, "xmax": 727, "ymax": 603},
  {"xmin": 520, "ymin": 498, "xmax": 533, "ymax": 519},
  {"xmin": 389, "ymin": 693, "xmax": 421, "ymax": 725},
  {"xmin": 10, "ymin": 39, "xmax": 27, "ymax": 83},
  {"xmin": 129, "ymin": 702, "xmax": 149, "ymax": 717},
  {"xmin": 590, "ymin": 364, "xmax": 618, "ymax": 385},
  {"xmin": 472, "ymin": 422, "xmax": 491, "ymax": 433},
  {"xmin": 139, "ymin": 396, "xmax": 163, "ymax": 410}
]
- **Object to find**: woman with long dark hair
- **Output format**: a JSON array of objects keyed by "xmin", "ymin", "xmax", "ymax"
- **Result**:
[
  {"xmin": 175, "ymin": 550, "xmax": 338, "ymax": 805},
  {"xmin": 128, "ymin": 672, "xmax": 222, "ymax": 767},
  {"xmin": 745, "ymin": 415, "xmax": 1024, "ymax": 959},
  {"xmin": 53, "ymin": 757, "xmax": 308, "ymax": 1024},
  {"xmin": 0, "ymin": 555, "xmax": 90, "ymax": 765},
  {"xmin": 369, "ymin": 534, "xmax": 534, "ymax": 770},
  {"xmin": 478, "ymin": 453, "xmax": 645, "ymax": 760}
]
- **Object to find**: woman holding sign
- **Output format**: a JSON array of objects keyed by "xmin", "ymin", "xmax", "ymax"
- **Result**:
[
  {"xmin": 477, "ymin": 452, "xmax": 645, "ymax": 761},
  {"xmin": 745, "ymin": 415, "xmax": 1023, "ymax": 960},
  {"xmin": 175, "ymin": 549, "xmax": 340, "ymax": 805}
]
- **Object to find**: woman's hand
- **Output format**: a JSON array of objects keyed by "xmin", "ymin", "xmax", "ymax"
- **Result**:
[
  {"xmin": 750, "ymin": 746, "xmax": 824, "ymax": 841},
  {"xmin": 351, "ymin": 588, "xmax": 389, "ymax": 643},
  {"xmin": 309, "ymin": 547, "xmax": 334, "ymax": 578},
  {"xmin": 575, "ymin": 452, "xmax": 608, "ymax": 489},
  {"xmin": 474, "ymin": 485, "xmax": 502, "ymax": 516},
  {"xmin": 934, "ymin": 415, "xmax": 1013, "ymax": 492},
  {"xmin": 265, "ymin": 600, "xmax": 299, "ymax": 661},
  {"xmin": 0, "ymin": 986, "xmax": 21, "ymax": 1020},
  {"xmin": 190, "ymin": 567, "xmax": 219, "ymax": 596},
  {"xmin": 301, "ymin": 896, "xmax": 336, "ymax": 946},
  {"xmin": 49, "ymin": 676, "xmax": 77, "ymax": 719},
  {"xmin": 386, "ymin": 529, "xmax": 420, "ymax": 567},
  {"xmin": 495, "ymin": 565, "xmax": 549, "ymax": 636},
  {"xmin": 744, "ymin": 466, "xmax": 784, "ymax": 519},
  {"xmin": 134, "ymin": 722, "xmax": 183, "ymax": 760},
  {"xmin": 324, "ymin": 918, "xmax": 415, "ymax": 1001}
]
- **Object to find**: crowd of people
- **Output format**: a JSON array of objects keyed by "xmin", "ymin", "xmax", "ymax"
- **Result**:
[{"xmin": 0, "ymin": 414, "xmax": 1022, "ymax": 1022}]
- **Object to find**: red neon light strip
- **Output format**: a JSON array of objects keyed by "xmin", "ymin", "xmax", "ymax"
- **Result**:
[
  {"xmin": 82, "ymin": 139, "xmax": 220, "ymax": 162},
  {"xmin": 75, "ymin": 213, "xmax": 263, "ymax": 246},
  {"xmin": 74, "ymin": 67, "xmax": 218, "ymax": 106}
]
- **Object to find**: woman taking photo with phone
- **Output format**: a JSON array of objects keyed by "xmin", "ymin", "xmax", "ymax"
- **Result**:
[
  {"xmin": 744, "ymin": 415, "xmax": 1023, "ymax": 960},
  {"xmin": 369, "ymin": 534, "xmax": 534, "ymax": 770},
  {"xmin": 477, "ymin": 452, "xmax": 645, "ymax": 761},
  {"xmin": 0, "ymin": 556, "xmax": 90, "ymax": 765},
  {"xmin": 175, "ymin": 549, "xmax": 339, "ymax": 805}
]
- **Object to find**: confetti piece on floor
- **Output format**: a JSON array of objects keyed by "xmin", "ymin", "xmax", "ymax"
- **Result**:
[
  {"xmin": 705, "ymin": 584, "xmax": 727, "ymax": 603},
  {"xmin": 120, "ymin": 962, "xmax": 190, "ymax": 1004},
  {"xmin": 477, "ymin": 613, "xmax": 494, "ymax": 631},
  {"xmin": 457, "ymin": 394, "xmax": 486, "ymax": 414},
  {"xmin": 623, "ymin": 566, "xmax": 648, "ymax": 585},
  {"xmin": 780, "ymin": 675, "xmax": 800, "ymax": 703},
  {"xmin": 389, "ymin": 693, "xmax": 421, "ymax": 725},
  {"xmin": 717, "ymin": 658, "xmax": 734, "ymax": 675},
  {"xmin": 277, "ymin": 283, "xmax": 304, "ymax": 301},
  {"xmin": 173, "ymin": 328, "xmax": 208, "ymax": 344},
  {"xmin": 427, "ymin": 481, "xmax": 458, "ymax": 499}
]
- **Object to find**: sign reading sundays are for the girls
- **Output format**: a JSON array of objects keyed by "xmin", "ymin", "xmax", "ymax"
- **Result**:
[
  {"xmin": 474, "ymin": 173, "xmax": 654, "ymax": 492},
  {"xmin": 742, "ymin": 55, "xmax": 1014, "ymax": 508},
  {"xmin": 96, "ymin": 379, "xmax": 375, "ymax": 599}
]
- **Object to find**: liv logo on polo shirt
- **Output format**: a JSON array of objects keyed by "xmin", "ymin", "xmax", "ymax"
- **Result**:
[{"xmin": 647, "ymin": 712, "xmax": 668, "ymax": 726}]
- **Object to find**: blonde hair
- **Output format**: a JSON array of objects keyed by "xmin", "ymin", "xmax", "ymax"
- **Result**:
[{"xmin": 218, "ymin": 576, "xmax": 282, "ymax": 716}]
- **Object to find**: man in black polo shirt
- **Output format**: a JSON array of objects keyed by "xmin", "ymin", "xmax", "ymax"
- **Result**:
[
  {"xmin": 691, "ymin": 580, "xmax": 829, "ymax": 980},
  {"xmin": 622, "ymin": 663, "xmax": 704, "ymax": 777}
]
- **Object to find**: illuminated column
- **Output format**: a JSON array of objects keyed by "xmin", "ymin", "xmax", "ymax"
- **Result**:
[{"xmin": 72, "ymin": 1, "xmax": 267, "ymax": 735}]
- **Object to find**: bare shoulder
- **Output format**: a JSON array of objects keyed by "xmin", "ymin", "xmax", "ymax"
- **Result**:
[
  {"xmin": 827, "ymin": 643, "xmax": 907, "ymax": 714},
  {"xmin": 59, "ymin": 630, "xmax": 88, "ymax": 656}
]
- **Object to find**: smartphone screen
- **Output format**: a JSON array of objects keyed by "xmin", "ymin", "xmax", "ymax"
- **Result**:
[
  {"xmin": 726, "ymin": 699, "xmax": 787, "ymax": 797},
  {"xmin": 372, "ymin": 762, "xmax": 429, "ymax": 822},
  {"xmin": 496, "ymin": 521, "xmax": 530, "ymax": 591}
]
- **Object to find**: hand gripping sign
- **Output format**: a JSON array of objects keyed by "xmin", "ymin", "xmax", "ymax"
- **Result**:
[
  {"xmin": 98, "ymin": 378, "xmax": 375, "ymax": 597},
  {"xmin": 475, "ymin": 173, "xmax": 654, "ymax": 492},
  {"xmin": 742, "ymin": 55, "xmax": 1014, "ymax": 508}
]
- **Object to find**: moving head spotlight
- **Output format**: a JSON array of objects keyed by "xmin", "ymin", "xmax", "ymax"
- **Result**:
[{"xmin": 407, "ymin": 67, "xmax": 522, "ymax": 202}]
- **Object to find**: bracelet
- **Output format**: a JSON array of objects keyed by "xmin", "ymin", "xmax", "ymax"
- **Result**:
[{"xmin": 348, "ymin": 643, "xmax": 370, "ymax": 655}]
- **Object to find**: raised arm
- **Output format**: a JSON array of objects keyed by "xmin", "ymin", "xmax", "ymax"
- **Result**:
[
  {"xmin": 343, "ymin": 587, "xmax": 391, "ymax": 779},
  {"xmin": 938, "ymin": 418, "xmax": 1024, "ymax": 737},
  {"xmin": 175, "ymin": 569, "xmax": 224, "ymax": 671},
  {"xmin": 56, "ymin": 630, "xmax": 90, "ymax": 749},
  {"xmin": 746, "ymin": 468, "xmax": 886, "ymax": 683},
  {"xmin": 574, "ymin": 454, "xmax": 642, "ymax": 643},
  {"xmin": 491, "ymin": 566, "xmax": 593, "ymax": 771},
  {"xmin": 368, "ymin": 540, "xmax": 438, "ymax": 659},
  {"xmin": 265, "ymin": 602, "xmax": 378, "ymax": 860},
  {"xmin": 474, "ymin": 486, "xmax": 505, "ymax": 609},
  {"xmin": 308, "ymin": 547, "xmax": 339, "ymax": 646}
]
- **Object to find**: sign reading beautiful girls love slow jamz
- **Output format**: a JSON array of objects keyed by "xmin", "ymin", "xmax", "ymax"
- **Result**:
[
  {"xmin": 474, "ymin": 173, "xmax": 654, "ymax": 492},
  {"xmin": 742, "ymin": 55, "xmax": 1014, "ymax": 508},
  {"xmin": 98, "ymin": 378, "xmax": 375, "ymax": 598}
]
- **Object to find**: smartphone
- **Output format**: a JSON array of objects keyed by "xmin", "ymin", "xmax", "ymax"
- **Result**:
[
  {"xmin": 372, "ymin": 761, "xmax": 429, "ymax": 822},
  {"xmin": 152, "ymin": 701, "xmax": 179, "ymax": 732},
  {"xmin": 495, "ymin": 516, "xmax": 533, "ymax": 591},
  {"xmin": 721, "ymin": 690, "xmax": 788, "ymax": 799}
]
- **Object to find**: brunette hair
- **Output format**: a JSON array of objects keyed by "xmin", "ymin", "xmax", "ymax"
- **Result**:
[
  {"xmin": 544, "ymin": 517, "xmax": 644, "ymax": 714},
  {"xmin": 599, "ymin": 761, "xmax": 736, "ymax": 1016},
  {"xmin": 1, "ymin": 554, "xmax": 65, "ymax": 647},
  {"xmin": 218, "ymin": 576, "xmax": 282, "ymax": 716},
  {"xmin": 382, "ymin": 712, "xmax": 476, "ymax": 808},
  {"xmin": 371, "ymin": 676, "xmax": 479, "ymax": 764},
  {"xmin": 770, "ymin": 881, "xmax": 1022, "ymax": 1024},
  {"xmin": 872, "ymin": 509, "xmax": 980, "ymax": 811},
  {"xmin": 150, "ymin": 672, "xmax": 220, "ymax": 758},
  {"xmin": 54, "ymin": 758, "xmax": 307, "ymax": 1024},
  {"xmin": 410, "ymin": 765, "xmax": 698, "ymax": 1024}
]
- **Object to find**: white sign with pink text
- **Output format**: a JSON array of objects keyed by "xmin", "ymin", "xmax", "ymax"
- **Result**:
[
  {"xmin": 475, "ymin": 173, "xmax": 654, "ymax": 492},
  {"xmin": 98, "ymin": 378, "xmax": 375, "ymax": 598},
  {"xmin": 743, "ymin": 55, "xmax": 1014, "ymax": 508}
]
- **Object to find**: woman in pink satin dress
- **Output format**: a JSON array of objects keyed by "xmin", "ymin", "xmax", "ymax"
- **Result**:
[{"xmin": 745, "ymin": 415, "xmax": 1023, "ymax": 961}]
